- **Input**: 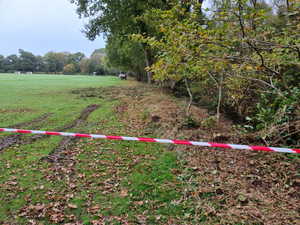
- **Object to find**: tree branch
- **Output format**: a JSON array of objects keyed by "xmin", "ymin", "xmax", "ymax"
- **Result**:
[{"xmin": 184, "ymin": 76, "xmax": 193, "ymax": 117}]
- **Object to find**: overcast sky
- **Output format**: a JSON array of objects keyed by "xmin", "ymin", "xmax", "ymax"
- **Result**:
[{"xmin": 0, "ymin": 0, "xmax": 106, "ymax": 58}]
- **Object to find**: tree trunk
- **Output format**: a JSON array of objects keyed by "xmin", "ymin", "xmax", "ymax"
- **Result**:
[
  {"xmin": 216, "ymin": 74, "xmax": 223, "ymax": 123},
  {"xmin": 143, "ymin": 48, "xmax": 153, "ymax": 84},
  {"xmin": 184, "ymin": 77, "xmax": 193, "ymax": 117},
  {"xmin": 170, "ymin": 80, "xmax": 177, "ymax": 90}
]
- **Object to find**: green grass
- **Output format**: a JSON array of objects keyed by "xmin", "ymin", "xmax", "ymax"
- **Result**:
[
  {"xmin": 0, "ymin": 74, "xmax": 202, "ymax": 224},
  {"xmin": 0, "ymin": 74, "xmax": 121, "ymax": 129}
]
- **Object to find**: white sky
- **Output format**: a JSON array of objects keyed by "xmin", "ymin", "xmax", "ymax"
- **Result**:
[{"xmin": 0, "ymin": 0, "xmax": 106, "ymax": 58}]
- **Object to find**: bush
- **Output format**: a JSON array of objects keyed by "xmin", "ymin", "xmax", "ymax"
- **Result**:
[
  {"xmin": 7, "ymin": 70, "xmax": 15, "ymax": 73},
  {"xmin": 63, "ymin": 63, "xmax": 76, "ymax": 75},
  {"xmin": 0, "ymin": 69, "xmax": 6, "ymax": 73},
  {"xmin": 106, "ymin": 67, "xmax": 119, "ymax": 76},
  {"xmin": 95, "ymin": 65, "xmax": 106, "ymax": 75},
  {"xmin": 86, "ymin": 64, "xmax": 106, "ymax": 75}
]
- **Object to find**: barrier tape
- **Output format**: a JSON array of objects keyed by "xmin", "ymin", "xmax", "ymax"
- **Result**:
[{"xmin": 0, "ymin": 128, "xmax": 299, "ymax": 154}]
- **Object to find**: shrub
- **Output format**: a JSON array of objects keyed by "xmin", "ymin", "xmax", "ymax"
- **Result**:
[{"xmin": 63, "ymin": 63, "xmax": 76, "ymax": 75}]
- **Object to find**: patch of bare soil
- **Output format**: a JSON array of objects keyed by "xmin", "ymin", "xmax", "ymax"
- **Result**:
[{"xmin": 151, "ymin": 115, "xmax": 161, "ymax": 122}]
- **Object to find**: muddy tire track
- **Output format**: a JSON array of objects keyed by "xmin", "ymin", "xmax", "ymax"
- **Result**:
[
  {"xmin": 11, "ymin": 113, "xmax": 56, "ymax": 129},
  {"xmin": 0, "ymin": 105, "xmax": 100, "ymax": 152},
  {"xmin": 0, "ymin": 113, "xmax": 55, "ymax": 151},
  {"xmin": 42, "ymin": 104, "xmax": 100, "ymax": 166}
]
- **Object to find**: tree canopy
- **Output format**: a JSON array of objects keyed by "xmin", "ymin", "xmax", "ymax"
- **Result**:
[
  {"xmin": 70, "ymin": 0, "xmax": 300, "ymax": 147},
  {"xmin": 70, "ymin": 0, "xmax": 175, "ymax": 83},
  {"xmin": 19, "ymin": 49, "xmax": 37, "ymax": 72}
]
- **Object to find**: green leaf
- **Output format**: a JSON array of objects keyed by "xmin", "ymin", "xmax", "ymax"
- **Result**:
[
  {"xmin": 238, "ymin": 194, "xmax": 246, "ymax": 201},
  {"xmin": 222, "ymin": 23, "xmax": 229, "ymax": 30}
]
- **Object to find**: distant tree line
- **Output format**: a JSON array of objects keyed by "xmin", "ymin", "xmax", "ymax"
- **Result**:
[{"xmin": 0, "ymin": 48, "xmax": 118, "ymax": 75}]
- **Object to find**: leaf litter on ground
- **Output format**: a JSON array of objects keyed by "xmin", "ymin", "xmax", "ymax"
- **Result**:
[{"xmin": 0, "ymin": 80, "xmax": 299, "ymax": 224}]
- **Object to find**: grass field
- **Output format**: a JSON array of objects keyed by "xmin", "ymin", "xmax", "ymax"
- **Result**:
[
  {"xmin": 0, "ymin": 73, "xmax": 299, "ymax": 224},
  {"xmin": 0, "ymin": 74, "xmax": 189, "ymax": 224},
  {"xmin": 0, "ymin": 74, "xmax": 123, "ymax": 134}
]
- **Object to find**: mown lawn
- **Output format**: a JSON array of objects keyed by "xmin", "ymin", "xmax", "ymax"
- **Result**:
[{"xmin": 0, "ymin": 74, "xmax": 122, "ymax": 131}]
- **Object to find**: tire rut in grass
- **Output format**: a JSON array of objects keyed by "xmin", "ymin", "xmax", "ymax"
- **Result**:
[
  {"xmin": 0, "ymin": 113, "xmax": 55, "ymax": 151},
  {"xmin": 11, "ymin": 113, "xmax": 56, "ymax": 129},
  {"xmin": 42, "ymin": 104, "xmax": 100, "ymax": 167},
  {"xmin": 0, "ymin": 104, "xmax": 100, "ymax": 152}
]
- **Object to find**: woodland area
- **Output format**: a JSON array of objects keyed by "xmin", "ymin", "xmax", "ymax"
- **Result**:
[{"xmin": 70, "ymin": 0, "xmax": 300, "ymax": 149}]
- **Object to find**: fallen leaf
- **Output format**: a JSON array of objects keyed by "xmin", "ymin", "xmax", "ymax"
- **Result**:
[
  {"xmin": 18, "ymin": 212, "xmax": 26, "ymax": 217},
  {"xmin": 134, "ymin": 201, "xmax": 143, "ymax": 206},
  {"xmin": 78, "ymin": 173, "xmax": 85, "ymax": 179},
  {"xmin": 68, "ymin": 204, "xmax": 78, "ymax": 209},
  {"xmin": 242, "ymin": 215, "xmax": 249, "ymax": 220},
  {"xmin": 35, "ymin": 204, "xmax": 44, "ymax": 211},
  {"xmin": 28, "ymin": 219, "xmax": 36, "ymax": 225},
  {"xmin": 120, "ymin": 187, "xmax": 128, "ymax": 197},
  {"xmin": 238, "ymin": 194, "xmax": 246, "ymax": 202},
  {"xmin": 92, "ymin": 204, "xmax": 100, "ymax": 210}
]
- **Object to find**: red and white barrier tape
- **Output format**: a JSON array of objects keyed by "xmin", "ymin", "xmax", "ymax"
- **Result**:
[{"xmin": 1, "ymin": 128, "xmax": 299, "ymax": 154}]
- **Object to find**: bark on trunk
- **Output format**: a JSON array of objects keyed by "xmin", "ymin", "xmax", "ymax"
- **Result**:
[
  {"xmin": 184, "ymin": 77, "xmax": 193, "ymax": 117},
  {"xmin": 144, "ymin": 48, "xmax": 153, "ymax": 84},
  {"xmin": 170, "ymin": 80, "xmax": 177, "ymax": 90},
  {"xmin": 216, "ymin": 74, "xmax": 223, "ymax": 123}
]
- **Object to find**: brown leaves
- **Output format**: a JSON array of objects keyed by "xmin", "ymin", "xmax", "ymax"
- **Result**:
[
  {"xmin": 120, "ymin": 187, "xmax": 128, "ymax": 197},
  {"xmin": 69, "ymin": 183, "xmax": 76, "ymax": 189},
  {"xmin": 35, "ymin": 204, "xmax": 45, "ymax": 211},
  {"xmin": 24, "ymin": 193, "xmax": 31, "ymax": 202},
  {"xmin": 86, "ymin": 204, "xmax": 102, "ymax": 214},
  {"xmin": 77, "ymin": 173, "xmax": 85, "ymax": 179},
  {"xmin": 6, "ymin": 181, "xmax": 18, "ymax": 186},
  {"xmin": 68, "ymin": 204, "xmax": 78, "ymax": 209},
  {"xmin": 17, "ymin": 201, "xmax": 78, "ymax": 223},
  {"xmin": 90, "ymin": 172, "xmax": 107, "ymax": 178},
  {"xmin": 134, "ymin": 201, "xmax": 143, "ymax": 206}
]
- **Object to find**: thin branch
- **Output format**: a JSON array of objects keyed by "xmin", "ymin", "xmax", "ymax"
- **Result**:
[
  {"xmin": 224, "ymin": 73, "xmax": 285, "ymax": 98},
  {"xmin": 207, "ymin": 72, "xmax": 219, "ymax": 88},
  {"xmin": 217, "ymin": 73, "xmax": 223, "ymax": 123},
  {"xmin": 184, "ymin": 76, "xmax": 193, "ymax": 117}
]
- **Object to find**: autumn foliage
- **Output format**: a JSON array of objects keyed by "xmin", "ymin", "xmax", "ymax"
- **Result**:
[{"xmin": 63, "ymin": 63, "xmax": 76, "ymax": 74}]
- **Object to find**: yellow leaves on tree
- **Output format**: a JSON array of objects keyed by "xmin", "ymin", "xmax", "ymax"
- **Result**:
[{"xmin": 63, "ymin": 63, "xmax": 76, "ymax": 74}]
